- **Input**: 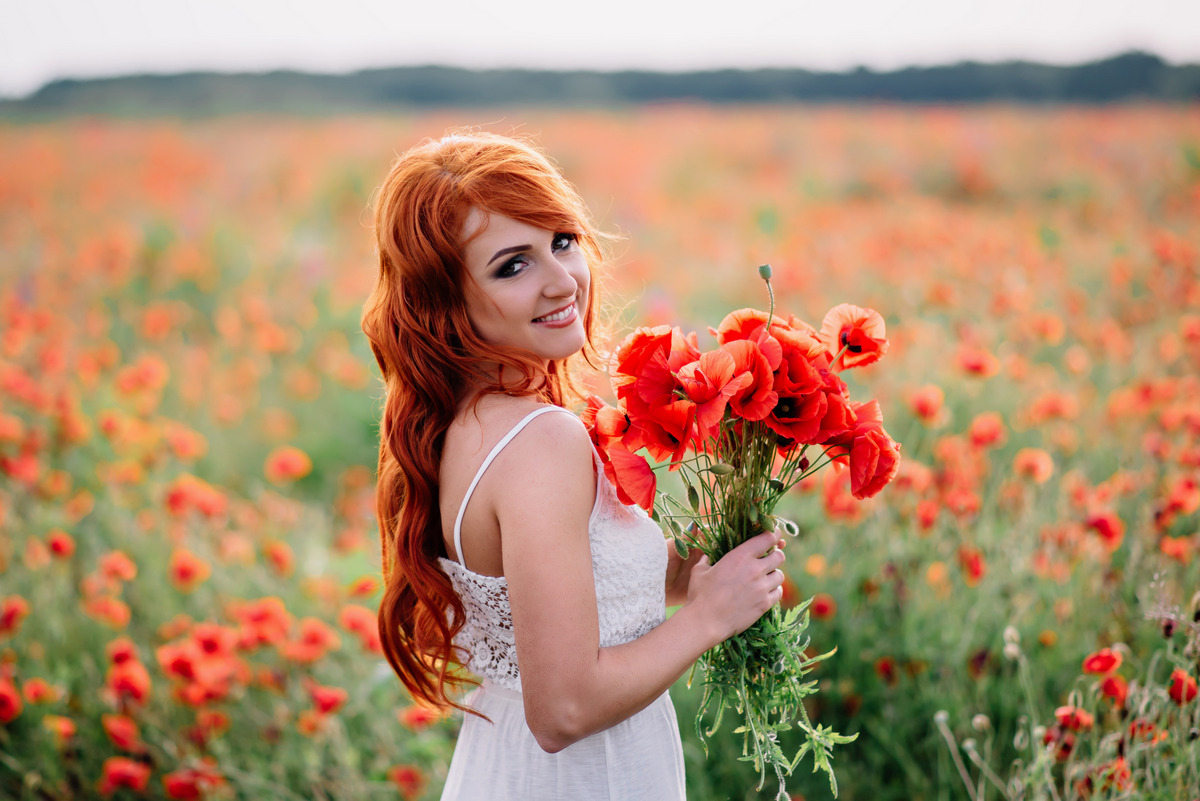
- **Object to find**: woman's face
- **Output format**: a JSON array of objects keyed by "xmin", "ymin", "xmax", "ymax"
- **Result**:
[{"xmin": 460, "ymin": 208, "xmax": 590, "ymax": 364}]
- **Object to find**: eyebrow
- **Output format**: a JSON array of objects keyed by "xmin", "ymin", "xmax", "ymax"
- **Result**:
[{"xmin": 488, "ymin": 244, "xmax": 530, "ymax": 267}]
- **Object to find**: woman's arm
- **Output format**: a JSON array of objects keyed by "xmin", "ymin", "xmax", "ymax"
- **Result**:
[{"xmin": 482, "ymin": 412, "xmax": 786, "ymax": 753}]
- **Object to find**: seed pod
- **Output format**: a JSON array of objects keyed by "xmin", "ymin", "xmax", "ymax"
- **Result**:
[
  {"xmin": 673, "ymin": 538, "xmax": 689, "ymax": 560},
  {"xmin": 758, "ymin": 264, "xmax": 773, "ymax": 280}
]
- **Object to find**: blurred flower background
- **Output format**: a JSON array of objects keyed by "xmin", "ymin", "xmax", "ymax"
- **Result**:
[{"xmin": 2, "ymin": 3, "xmax": 1199, "ymax": 799}]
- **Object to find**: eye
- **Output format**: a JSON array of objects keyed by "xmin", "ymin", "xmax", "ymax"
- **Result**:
[
  {"xmin": 552, "ymin": 232, "xmax": 577, "ymax": 252},
  {"xmin": 495, "ymin": 255, "xmax": 530, "ymax": 279}
]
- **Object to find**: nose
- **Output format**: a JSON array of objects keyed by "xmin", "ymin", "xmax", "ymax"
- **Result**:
[{"xmin": 543, "ymin": 252, "xmax": 579, "ymax": 299}]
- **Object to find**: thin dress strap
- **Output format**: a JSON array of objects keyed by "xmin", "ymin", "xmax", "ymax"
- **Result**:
[{"xmin": 452, "ymin": 406, "xmax": 574, "ymax": 571}]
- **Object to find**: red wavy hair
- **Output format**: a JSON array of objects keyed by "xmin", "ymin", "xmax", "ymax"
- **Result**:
[{"xmin": 361, "ymin": 131, "xmax": 604, "ymax": 712}]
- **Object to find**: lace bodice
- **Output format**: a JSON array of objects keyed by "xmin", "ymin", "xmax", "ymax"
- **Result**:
[{"xmin": 436, "ymin": 407, "xmax": 667, "ymax": 693}]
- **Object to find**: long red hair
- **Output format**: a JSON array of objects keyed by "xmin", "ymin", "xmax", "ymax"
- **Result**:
[{"xmin": 361, "ymin": 131, "xmax": 603, "ymax": 712}]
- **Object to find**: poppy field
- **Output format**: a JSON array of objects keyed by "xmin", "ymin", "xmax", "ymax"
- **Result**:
[{"xmin": 1, "ymin": 105, "xmax": 1199, "ymax": 800}]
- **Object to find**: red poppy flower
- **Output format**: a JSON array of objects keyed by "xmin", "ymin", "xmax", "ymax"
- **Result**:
[
  {"xmin": 388, "ymin": 765, "xmax": 427, "ymax": 800},
  {"xmin": 1082, "ymin": 647, "xmax": 1121, "ymax": 675},
  {"xmin": 958, "ymin": 545, "xmax": 987, "ymax": 587},
  {"xmin": 47, "ymin": 529, "xmax": 75, "ymax": 558},
  {"xmin": 264, "ymin": 446, "xmax": 312, "ymax": 484},
  {"xmin": 1085, "ymin": 511, "xmax": 1125, "ymax": 551},
  {"xmin": 810, "ymin": 593, "xmax": 837, "ymax": 620},
  {"xmin": 909, "ymin": 385, "xmax": 944, "ymax": 424},
  {"xmin": 721, "ymin": 338, "xmax": 778, "ymax": 422},
  {"xmin": 102, "ymin": 714, "xmax": 144, "ymax": 752},
  {"xmin": 163, "ymin": 762, "xmax": 226, "ymax": 800},
  {"xmin": 308, "ymin": 682, "xmax": 348, "ymax": 714},
  {"xmin": 601, "ymin": 444, "xmax": 657, "ymax": 513},
  {"xmin": 97, "ymin": 756, "xmax": 151, "ymax": 796},
  {"xmin": 42, "ymin": 715, "xmax": 76, "ymax": 747},
  {"xmin": 0, "ymin": 595, "xmax": 29, "ymax": 639},
  {"xmin": 1100, "ymin": 673, "xmax": 1128, "ymax": 706},
  {"xmin": 826, "ymin": 401, "xmax": 901, "ymax": 499},
  {"xmin": 1013, "ymin": 448, "xmax": 1054, "ymax": 484},
  {"xmin": 1168, "ymin": 668, "xmax": 1197, "ymax": 705},
  {"xmin": 0, "ymin": 677, "xmax": 22, "ymax": 724},
  {"xmin": 398, "ymin": 704, "xmax": 443, "ymax": 731},
  {"xmin": 169, "ymin": 549, "xmax": 211, "ymax": 593},
  {"xmin": 677, "ymin": 348, "xmax": 754, "ymax": 440},
  {"xmin": 1054, "ymin": 705, "xmax": 1094, "ymax": 732},
  {"xmin": 820, "ymin": 304, "xmax": 889, "ymax": 370}
]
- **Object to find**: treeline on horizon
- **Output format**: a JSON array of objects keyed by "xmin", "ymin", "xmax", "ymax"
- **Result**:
[{"xmin": 2, "ymin": 50, "xmax": 1197, "ymax": 117}]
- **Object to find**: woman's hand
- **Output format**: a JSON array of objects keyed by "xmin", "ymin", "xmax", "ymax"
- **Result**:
[{"xmin": 684, "ymin": 529, "xmax": 787, "ymax": 643}]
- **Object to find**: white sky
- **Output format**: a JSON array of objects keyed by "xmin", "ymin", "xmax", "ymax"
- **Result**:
[{"xmin": 2, "ymin": 0, "xmax": 1198, "ymax": 99}]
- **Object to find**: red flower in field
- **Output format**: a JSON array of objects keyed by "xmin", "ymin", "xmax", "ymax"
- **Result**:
[
  {"xmin": 826, "ymin": 400, "xmax": 901, "ymax": 500},
  {"xmin": 164, "ymin": 473, "xmax": 228, "ymax": 519},
  {"xmin": 346, "ymin": 576, "xmax": 378, "ymax": 597},
  {"xmin": 873, "ymin": 655, "xmax": 898, "ymax": 686},
  {"xmin": 967, "ymin": 412, "xmax": 1006, "ymax": 448},
  {"xmin": 820, "ymin": 304, "xmax": 888, "ymax": 370},
  {"xmin": 108, "ymin": 637, "xmax": 139, "ymax": 665},
  {"xmin": 281, "ymin": 617, "xmax": 341, "ymax": 663},
  {"xmin": 97, "ymin": 756, "xmax": 151, "ymax": 796},
  {"xmin": 102, "ymin": 713, "xmax": 144, "ymax": 752},
  {"xmin": 168, "ymin": 549, "xmax": 212, "ymax": 592},
  {"xmin": 106, "ymin": 658, "xmax": 152, "ymax": 705},
  {"xmin": 1054, "ymin": 705, "xmax": 1094, "ymax": 732},
  {"xmin": 916, "ymin": 499, "xmax": 940, "ymax": 531},
  {"xmin": 909, "ymin": 385, "xmax": 944, "ymax": 424},
  {"xmin": 1082, "ymin": 647, "xmax": 1121, "ymax": 675},
  {"xmin": 957, "ymin": 344, "xmax": 999, "ymax": 377},
  {"xmin": 307, "ymin": 682, "xmax": 348, "ymax": 714},
  {"xmin": 264, "ymin": 446, "xmax": 312, "ymax": 484},
  {"xmin": 231, "ymin": 597, "xmax": 293, "ymax": 648},
  {"xmin": 1169, "ymin": 668, "xmax": 1198, "ymax": 705},
  {"xmin": 42, "ymin": 714, "xmax": 76, "ymax": 746},
  {"xmin": 388, "ymin": 764, "xmax": 427, "ymax": 800},
  {"xmin": 398, "ymin": 704, "xmax": 443, "ymax": 731},
  {"xmin": 84, "ymin": 596, "xmax": 132, "ymax": 629},
  {"xmin": 1085, "ymin": 511, "xmax": 1125, "ymax": 551},
  {"xmin": 958, "ymin": 545, "xmax": 986, "ymax": 587},
  {"xmin": 1012, "ymin": 448, "xmax": 1054, "ymax": 484},
  {"xmin": 162, "ymin": 761, "xmax": 226, "ymax": 800},
  {"xmin": 22, "ymin": 677, "xmax": 60, "ymax": 704},
  {"xmin": 0, "ymin": 676, "xmax": 23, "ymax": 723},
  {"xmin": 1158, "ymin": 535, "xmax": 1192, "ymax": 564},
  {"xmin": 99, "ymin": 550, "xmax": 137, "ymax": 582},
  {"xmin": 263, "ymin": 540, "xmax": 295, "ymax": 577},
  {"xmin": 0, "ymin": 595, "xmax": 29, "ymax": 639},
  {"xmin": 810, "ymin": 593, "xmax": 837, "ymax": 620},
  {"xmin": 339, "ymin": 604, "xmax": 383, "ymax": 653},
  {"xmin": 47, "ymin": 528, "xmax": 75, "ymax": 558},
  {"xmin": 1100, "ymin": 674, "xmax": 1128, "ymax": 706},
  {"xmin": 1096, "ymin": 757, "xmax": 1132, "ymax": 793},
  {"xmin": 1043, "ymin": 726, "xmax": 1075, "ymax": 761}
]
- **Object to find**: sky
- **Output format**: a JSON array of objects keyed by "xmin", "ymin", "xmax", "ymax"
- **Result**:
[{"xmin": 3, "ymin": 0, "xmax": 1199, "ymax": 99}]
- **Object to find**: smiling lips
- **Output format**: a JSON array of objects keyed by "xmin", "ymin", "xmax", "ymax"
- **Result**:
[{"xmin": 532, "ymin": 301, "xmax": 578, "ymax": 326}]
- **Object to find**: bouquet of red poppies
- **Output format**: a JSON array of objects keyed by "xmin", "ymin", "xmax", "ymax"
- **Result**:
[{"xmin": 583, "ymin": 266, "xmax": 900, "ymax": 798}]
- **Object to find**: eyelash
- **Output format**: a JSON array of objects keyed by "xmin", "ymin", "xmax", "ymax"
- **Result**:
[{"xmin": 495, "ymin": 233, "xmax": 577, "ymax": 278}]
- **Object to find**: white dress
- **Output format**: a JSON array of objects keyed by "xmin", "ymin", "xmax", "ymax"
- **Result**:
[{"xmin": 437, "ymin": 406, "xmax": 687, "ymax": 801}]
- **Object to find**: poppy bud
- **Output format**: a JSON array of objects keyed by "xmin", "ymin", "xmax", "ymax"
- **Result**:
[{"xmin": 758, "ymin": 264, "xmax": 773, "ymax": 280}]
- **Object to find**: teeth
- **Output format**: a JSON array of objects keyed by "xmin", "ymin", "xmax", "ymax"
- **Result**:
[{"xmin": 535, "ymin": 304, "xmax": 574, "ymax": 323}]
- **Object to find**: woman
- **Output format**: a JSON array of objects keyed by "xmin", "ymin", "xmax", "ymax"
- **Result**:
[{"xmin": 361, "ymin": 131, "xmax": 786, "ymax": 800}]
